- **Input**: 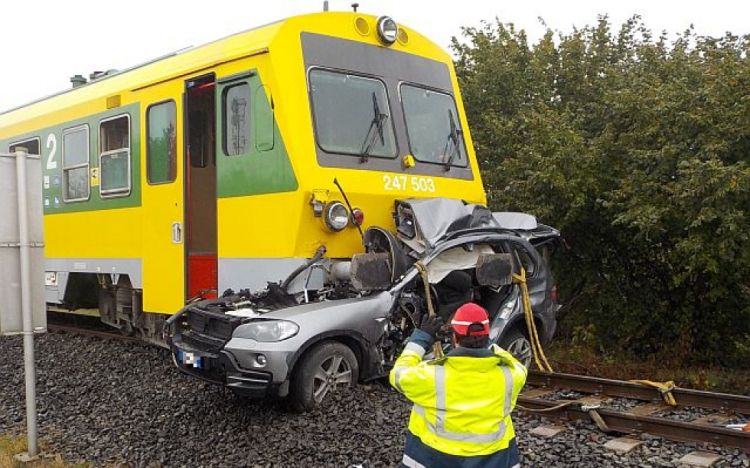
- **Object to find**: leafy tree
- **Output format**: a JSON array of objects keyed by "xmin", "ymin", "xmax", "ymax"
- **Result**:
[{"xmin": 453, "ymin": 17, "xmax": 750, "ymax": 365}]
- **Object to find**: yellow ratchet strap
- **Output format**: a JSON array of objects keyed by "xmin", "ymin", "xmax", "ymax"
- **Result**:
[
  {"xmin": 415, "ymin": 262, "xmax": 444, "ymax": 359},
  {"xmin": 513, "ymin": 268, "xmax": 554, "ymax": 373},
  {"xmin": 629, "ymin": 379, "xmax": 677, "ymax": 406}
]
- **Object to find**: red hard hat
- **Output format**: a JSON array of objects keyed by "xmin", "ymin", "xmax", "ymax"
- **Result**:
[{"xmin": 451, "ymin": 303, "xmax": 490, "ymax": 336}]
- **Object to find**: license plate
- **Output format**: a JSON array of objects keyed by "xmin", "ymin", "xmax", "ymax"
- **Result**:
[{"xmin": 178, "ymin": 350, "xmax": 202, "ymax": 369}]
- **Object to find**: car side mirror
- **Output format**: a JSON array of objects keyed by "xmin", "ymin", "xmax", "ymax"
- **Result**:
[
  {"xmin": 351, "ymin": 252, "xmax": 392, "ymax": 291},
  {"xmin": 476, "ymin": 253, "xmax": 513, "ymax": 288}
]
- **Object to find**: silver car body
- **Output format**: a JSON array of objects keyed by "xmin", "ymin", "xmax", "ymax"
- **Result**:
[{"xmin": 167, "ymin": 198, "xmax": 559, "ymax": 399}]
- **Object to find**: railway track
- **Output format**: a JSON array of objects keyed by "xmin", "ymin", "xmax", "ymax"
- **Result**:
[
  {"xmin": 521, "ymin": 370, "xmax": 750, "ymax": 451},
  {"xmin": 46, "ymin": 312, "xmax": 145, "ymax": 344},
  {"xmin": 43, "ymin": 317, "xmax": 750, "ymax": 452},
  {"xmin": 46, "ymin": 323, "xmax": 143, "ymax": 343}
]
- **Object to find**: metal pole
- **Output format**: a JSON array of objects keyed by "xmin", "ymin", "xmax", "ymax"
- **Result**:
[{"xmin": 16, "ymin": 148, "xmax": 38, "ymax": 457}]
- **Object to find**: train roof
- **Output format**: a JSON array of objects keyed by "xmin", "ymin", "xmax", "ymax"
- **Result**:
[{"xmin": 0, "ymin": 11, "xmax": 447, "ymax": 133}]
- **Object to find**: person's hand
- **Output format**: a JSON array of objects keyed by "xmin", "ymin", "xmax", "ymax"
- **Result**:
[{"xmin": 420, "ymin": 315, "xmax": 444, "ymax": 340}]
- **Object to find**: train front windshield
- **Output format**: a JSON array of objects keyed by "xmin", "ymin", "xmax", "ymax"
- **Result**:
[
  {"xmin": 303, "ymin": 32, "xmax": 473, "ymax": 180},
  {"xmin": 309, "ymin": 69, "xmax": 398, "ymax": 159},
  {"xmin": 400, "ymin": 85, "xmax": 467, "ymax": 168}
]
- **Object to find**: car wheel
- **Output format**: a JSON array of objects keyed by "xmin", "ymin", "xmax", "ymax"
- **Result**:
[
  {"xmin": 499, "ymin": 328, "xmax": 533, "ymax": 368},
  {"xmin": 289, "ymin": 341, "xmax": 359, "ymax": 412}
]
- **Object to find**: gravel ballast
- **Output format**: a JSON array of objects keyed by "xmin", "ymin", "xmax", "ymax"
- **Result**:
[{"xmin": 1, "ymin": 333, "xmax": 748, "ymax": 467}]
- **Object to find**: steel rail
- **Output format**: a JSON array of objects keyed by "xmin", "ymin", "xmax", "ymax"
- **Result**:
[
  {"xmin": 518, "ymin": 396, "xmax": 750, "ymax": 451},
  {"xmin": 528, "ymin": 371, "xmax": 750, "ymax": 414},
  {"xmin": 47, "ymin": 324, "xmax": 143, "ymax": 343}
]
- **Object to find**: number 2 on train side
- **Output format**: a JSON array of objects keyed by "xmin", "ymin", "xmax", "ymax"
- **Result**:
[{"xmin": 46, "ymin": 134, "xmax": 58, "ymax": 170}]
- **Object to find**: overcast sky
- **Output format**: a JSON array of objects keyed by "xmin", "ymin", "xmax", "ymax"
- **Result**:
[{"xmin": 1, "ymin": 0, "xmax": 748, "ymax": 112}]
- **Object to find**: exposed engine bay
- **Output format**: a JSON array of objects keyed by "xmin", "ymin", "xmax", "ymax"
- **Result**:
[{"xmin": 169, "ymin": 199, "xmax": 528, "ymax": 357}]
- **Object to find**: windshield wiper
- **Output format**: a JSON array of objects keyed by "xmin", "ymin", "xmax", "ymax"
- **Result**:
[
  {"xmin": 443, "ymin": 109, "xmax": 463, "ymax": 171},
  {"xmin": 360, "ymin": 92, "xmax": 388, "ymax": 163}
]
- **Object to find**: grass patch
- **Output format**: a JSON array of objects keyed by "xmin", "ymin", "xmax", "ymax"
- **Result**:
[
  {"xmin": 0, "ymin": 435, "xmax": 88, "ymax": 468},
  {"xmin": 545, "ymin": 341, "xmax": 750, "ymax": 395}
]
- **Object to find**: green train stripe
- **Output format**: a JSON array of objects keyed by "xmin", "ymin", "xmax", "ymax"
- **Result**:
[
  {"xmin": 1, "ymin": 103, "xmax": 142, "ymax": 215},
  {"xmin": 216, "ymin": 70, "xmax": 298, "ymax": 198},
  {"xmin": 2, "ymin": 69, "xmax": 298, "ymax": 212}
]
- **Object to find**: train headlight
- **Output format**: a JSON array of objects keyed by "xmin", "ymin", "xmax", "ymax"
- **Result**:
[
  {"xmin": 376, "ymin": 16, "xmax": 398, "ymax": 45},
  {"xmin": 324, "ymin": 201, "xmax": 349, "ymax": 232}
]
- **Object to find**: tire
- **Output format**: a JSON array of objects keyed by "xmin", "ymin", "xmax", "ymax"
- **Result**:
[
  {"xmin": 499, "ymin": 327, "xmax": 533, "ymax": 368},
  {"xmin": 289, "ymin": 341, "xmax": 359, "ymax": 412}
]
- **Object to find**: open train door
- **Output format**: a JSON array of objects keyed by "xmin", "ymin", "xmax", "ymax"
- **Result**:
[
  {"xmin": 140, "ymin": 89, "xmax": 186, "ymax": 316},
  {"xmin": 184, "ymin": 74, "xmax": 218, "ymax": 300}
]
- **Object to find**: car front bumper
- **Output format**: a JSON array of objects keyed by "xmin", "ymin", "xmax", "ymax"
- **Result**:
[{"xmin": 170, "ymin": 336, "xmax": 294, "ymax": 399}]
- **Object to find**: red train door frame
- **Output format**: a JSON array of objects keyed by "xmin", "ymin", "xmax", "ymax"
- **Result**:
[{"xmin": 183, "ymin": 74, "xmax": 218, "ymax": 300}]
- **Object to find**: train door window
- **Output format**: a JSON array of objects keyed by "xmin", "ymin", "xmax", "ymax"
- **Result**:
[
  {"xmin": 9, "ymin": 137, "xmax": 40, "ymax": 155},
  {"xmin": 222, "ymin": 83, "xmax": 250, "ymax": 156},
  {"xmin": 147, "ymin": 100, "xmax": 177, "ymax": 184},
  {"xmin": 62, "ymin": 125, "xmax": 90, "ymax": 202},
  {"xmin": 99, "ymin": 115, "xmax": 131, "ymax": 197}
]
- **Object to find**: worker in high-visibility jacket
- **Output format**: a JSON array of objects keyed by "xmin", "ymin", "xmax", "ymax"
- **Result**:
[{"xmin": 390, "ymin": 302, "xmax": 528, "ymax": 468}]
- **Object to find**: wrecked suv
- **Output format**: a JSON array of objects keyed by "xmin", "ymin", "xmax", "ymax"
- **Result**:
[{"xmin": 166, "ymin": 198, "xmax": 559, "ymax": 411}]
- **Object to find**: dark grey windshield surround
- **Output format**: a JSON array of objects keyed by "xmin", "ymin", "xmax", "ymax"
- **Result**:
[{"xmin": 302, "ymin": 32, "xmax": 473, "ymax": 181}]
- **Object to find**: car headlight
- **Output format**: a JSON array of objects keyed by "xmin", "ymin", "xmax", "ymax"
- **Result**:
[
  {"xmin": 324, "ymin": 201, "xmax": 349, "ymax": 232},
  {"xmin": 234, "ymin": 320, "xmax": 300, "ymax": 342}
]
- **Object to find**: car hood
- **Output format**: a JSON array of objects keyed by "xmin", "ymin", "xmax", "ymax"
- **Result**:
[{"xmin": 231, "ymin": 291, "xmax": 394, "ymax": 342}]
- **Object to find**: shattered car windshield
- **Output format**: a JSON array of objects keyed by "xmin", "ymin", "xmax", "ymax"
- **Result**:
[
  {"xmin": 309, "ymin": 69, "xmax": 397, "ymax": 158},
  {"xmin": 401, "ymin": 84, "xmax": 467, "ymax": 167}
]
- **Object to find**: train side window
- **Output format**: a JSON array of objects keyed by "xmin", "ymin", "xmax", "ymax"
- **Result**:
[
  {"xmin": 222, "ymin": 83, "xmax": 250, "ymax": 156},
  {"xmin": 9, "ymin": 137, "xmax": 41, "ymax": 155},
  {"xmin": 99, "ymin": 115, "xmax": 131, "ymax": 197},
  {"xmin": 147, "ymin": 101, "xmax": 177, "ymax": 184},
  {"xmin": 62, "ymin": 125, "xmax": 90, "ymax": 202}
]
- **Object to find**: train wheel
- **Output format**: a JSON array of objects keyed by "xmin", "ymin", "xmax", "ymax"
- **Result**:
[{"xmin": 119, "ymin": 320, "xmax": 135, "ymax": 337}]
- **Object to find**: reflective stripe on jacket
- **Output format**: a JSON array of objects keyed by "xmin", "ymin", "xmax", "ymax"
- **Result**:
[{"xmin": 389, "ymin": 338, "xmax": 527, "ymax": 462}]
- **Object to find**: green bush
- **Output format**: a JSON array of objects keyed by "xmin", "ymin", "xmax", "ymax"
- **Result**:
[{"xmin": 453, "ymin": 17, "xmax": 750, "ymax": 366}]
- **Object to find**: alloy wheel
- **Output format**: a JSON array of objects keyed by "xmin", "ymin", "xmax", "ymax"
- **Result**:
[
  {"xmin": 507, "ymin": 336, "xmax": 533, "ymax": 368},
  {"xmin": 312, "ymin": 355, "xmax": 353, "ymax": 403}
]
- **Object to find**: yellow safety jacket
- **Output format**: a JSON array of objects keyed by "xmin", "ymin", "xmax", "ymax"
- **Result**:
[{"xmin": 390, "ymin": 339, "xmax": 527, "ymax": 462}]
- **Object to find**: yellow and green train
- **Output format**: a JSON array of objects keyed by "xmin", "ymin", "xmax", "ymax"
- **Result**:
[{"xmin": 0, "ymin": 11, "xmax": 485, "ymax": 341}]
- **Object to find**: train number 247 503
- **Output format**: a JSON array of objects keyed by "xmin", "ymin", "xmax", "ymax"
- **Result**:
[{"xmin": 382, "ymin": 174, "xmax": 436, "ymax": 193}]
